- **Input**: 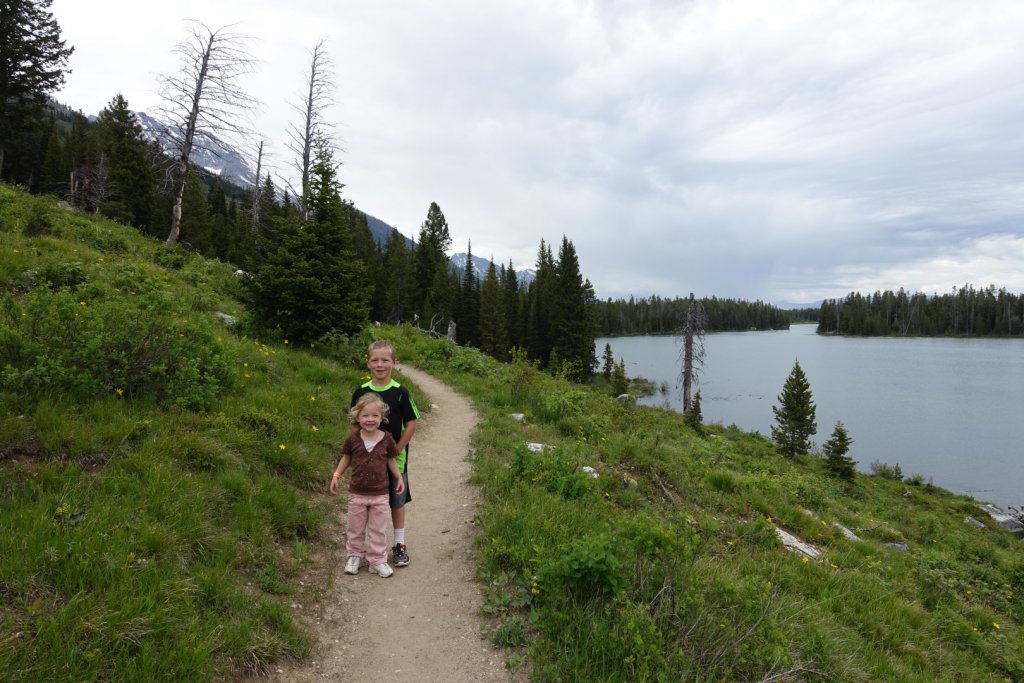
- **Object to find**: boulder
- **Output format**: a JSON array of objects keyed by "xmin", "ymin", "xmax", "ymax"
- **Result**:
[
  {"xmin": 775, "ymin": 527, "xmax": 822, "ymax": 559},
  {"xmin": 964, "ymin": 516, "xmax": 986, "ymax": 530},
  {"xmin": 978, "ymin": 504, "xmax": 1024, "ymax": 539}
]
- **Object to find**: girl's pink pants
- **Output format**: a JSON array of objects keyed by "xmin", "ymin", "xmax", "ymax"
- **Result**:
[{"xmin": 346, "ymin": 493, "xmax": 390, "ymax": 566}]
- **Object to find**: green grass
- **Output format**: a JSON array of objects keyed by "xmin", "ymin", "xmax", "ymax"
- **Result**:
[
  {"xmin": 384, "ymin": 312, "xmax": 1024, "ymax": 680},
  {"xmin": 3, "ymin": 183, "xmax": 1024, "ymax": 681},
  {"xmin": 0, "ymin": 185, "xmax": 399, "ymax": 680}
]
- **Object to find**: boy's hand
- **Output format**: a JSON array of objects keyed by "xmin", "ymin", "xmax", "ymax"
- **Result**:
[{"xmin": 394, "ymin": 477, "xmax": 405, "ymax": 495}]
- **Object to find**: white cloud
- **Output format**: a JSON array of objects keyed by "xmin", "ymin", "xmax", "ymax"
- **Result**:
[{"xmin": 50, "ymin": 0, "xmax": 1024, "ymax": 303}]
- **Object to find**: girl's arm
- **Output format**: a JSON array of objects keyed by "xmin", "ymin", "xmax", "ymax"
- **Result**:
[
  {"xmin": 387, "ymin": 457, "xmax": 405, "ymax": 495},
  {"xmin": 329, "ymin": 454, "xmax": 351, "ymax": 495}
]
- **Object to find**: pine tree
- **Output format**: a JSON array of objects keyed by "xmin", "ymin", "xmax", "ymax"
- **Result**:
[
  {"xmin": 771, "ymin": 360, "xmax": 817, "ymax": 457},
  {"xmin": 611, "ymin": 358, "xmax": 629, "ymax": 396},
  {"xmin": 478, "ymin": 261, "xmax": 507, "ymax": 359},
  {"xmin": 244, "ymin": 141, "xmax": 368, "ymax": 341},
  {"xmin": 601, "ymin": 343, "xmax": 614, "ymax": 381},
  {"xmin": 457, "ymin": 242, "xmax": 480, "ymax": 347},
  {"xmin": 823, "ymin": 422, "xmax": 856, "ymax": 481},
  {"xmin": 685, "ymin": 390, "xmax": 704, "ymax": 434},
  {"xmin": 93, "ymin": 94, "xmax": 157, "ymax": 229},
  {"xmin": 179, "ymin": 170, "xmax": 215, "ymax": 255},
  {"xmin": 207, "ymin": 179, "xmax": 231, "ymax": 259},
  {"xmin": 0, "ymin": 0, "xmax": 74, "ymax": 182},
  {"xmin": 526, "ymin": 240, "xmax": 556, "ymax": 367},
  {"xmin": 551, "ymin": 236, "xmax": 595, "ymax": 382},
  {"xmin": 500, "ymin": 260, "xmax": 521, "ymax": 350},
  {"xmin": 413, "ymin": 202, "xmax": 453, "ymax": 328},
  {"xmin": 380, "ymin": 229, "xmax": 415, "ymax": 323}
]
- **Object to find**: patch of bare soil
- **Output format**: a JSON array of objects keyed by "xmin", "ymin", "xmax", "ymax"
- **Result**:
[{"xmin": 255, "ymin": 364, "xmax": 528, "ymax": 682}]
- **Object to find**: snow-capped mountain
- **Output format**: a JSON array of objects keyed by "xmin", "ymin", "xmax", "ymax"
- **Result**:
[
  {"xmin": 130, "ymin": 109, "xmax": 533, "ymax": 285},
  {"xmin": 450, "ymin": 253, "xmax": 536, "ymax": 287},
  {"xmin": 134, "ymin": 110, "xmax": 258, "ymax": 189}
]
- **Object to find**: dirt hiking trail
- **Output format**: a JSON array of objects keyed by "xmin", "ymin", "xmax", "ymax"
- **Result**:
[{"xmin": 263, "ymin": 364, "xmax": 527, "ymax": 682}]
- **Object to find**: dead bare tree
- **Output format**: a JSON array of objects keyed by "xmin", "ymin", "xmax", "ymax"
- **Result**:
[
  {"xmin": 287, "ymin": 37, "xmax": 336, "ymax": 218},
  {"xmin": 249, "ymin": 139, "xmax": 265, "ymax": 231},
  {"xmin": 677, "ymin": 292, "xmax": 707, "ymax": 413},
  {"xmin": 157, "ymin": 20, "xmax": 259, "ymax": 245}
]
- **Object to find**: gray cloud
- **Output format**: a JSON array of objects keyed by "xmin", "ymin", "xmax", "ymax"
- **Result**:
[{"xmin": 52, "ymin": 0, "xmax": 1024, "ymax": 303}]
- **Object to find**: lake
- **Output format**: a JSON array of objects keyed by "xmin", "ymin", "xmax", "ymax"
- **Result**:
[{"xmin": 598, "ymin": 325, "xmax": 1024, "ymax": 510}]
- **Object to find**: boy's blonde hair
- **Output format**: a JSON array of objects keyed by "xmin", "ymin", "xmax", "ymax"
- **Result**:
[
  {"xmin": 367, "ymin": 339, "xmax": 396, "ymax": 359},
  {"xmin": 349, "ymin": 392, "xmax": 390, "ymax": 425}
]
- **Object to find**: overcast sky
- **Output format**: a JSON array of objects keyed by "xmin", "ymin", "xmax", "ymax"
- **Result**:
[{"xmin": 51, "ymin": 0, "xmax": 1024, "ymax": 304}]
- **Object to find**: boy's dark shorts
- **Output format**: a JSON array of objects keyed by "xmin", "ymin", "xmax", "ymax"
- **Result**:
[{"xmin": 389, "ymin": 470, "xmax": 411, "ymax": 509}]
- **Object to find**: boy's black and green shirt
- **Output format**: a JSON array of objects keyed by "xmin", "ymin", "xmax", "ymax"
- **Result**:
[{"xmin": 351, "ymin": 379, "xmax": 419, "ymax": 473}]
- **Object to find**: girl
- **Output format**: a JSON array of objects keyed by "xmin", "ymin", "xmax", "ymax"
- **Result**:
[{"xmin": 329, "ymin": 393, "xmax": 405, "ymax": 578}]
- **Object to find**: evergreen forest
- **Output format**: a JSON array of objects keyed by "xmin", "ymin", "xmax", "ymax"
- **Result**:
[
  {"xmin": 818, "ymin": 286, "xmax": 1024, "ymax": 336},
  {"xmin": 595, "ymin": 294, "xmax": 792, "ymax": 336}
]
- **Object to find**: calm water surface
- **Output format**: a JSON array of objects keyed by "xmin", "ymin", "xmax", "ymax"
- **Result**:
[{"xmin": 598, "ymin": 325, "xmax": 1024, "ymax": 510}]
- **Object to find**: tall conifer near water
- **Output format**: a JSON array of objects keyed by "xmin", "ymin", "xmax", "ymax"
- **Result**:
[
  {"xmin": 526, "ymin": 239, "xmax": 556, "ymax": 367},
  {"xmin": 551, "ymin": 236, "xmax": 595, "ymax": 382},
  {"xmin": 823, "ymin": 422, "xmax": 856, "ymax": 481},
  {"xmin": 771, "ymin": 360, "xmax": 817, "ymax": 457}
]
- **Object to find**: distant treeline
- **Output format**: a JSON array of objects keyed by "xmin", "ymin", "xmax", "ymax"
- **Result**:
[
  {"xmin": 786, "ymin": 307, "xmax": 820, "ymax": 324},
  {"xmin": 817, "ymin": 285, "xmax": 1024, "ymax": 336},
  {"xmin": 594, "ymin": 295, "xmax": 791, "ymax": 336}
]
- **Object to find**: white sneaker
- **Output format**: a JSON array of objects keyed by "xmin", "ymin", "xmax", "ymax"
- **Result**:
[
  {"xmin": 369, "ymin": 562, "xmax": 394, "ymax": 578},
  {"xmin": 344, "ymin": 556, "xmax": 361, "ymax": 575}
]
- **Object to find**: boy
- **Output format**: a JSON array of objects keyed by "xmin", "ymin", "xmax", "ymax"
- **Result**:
[{"xmin": 351, "ymin": 340, "xmax": 419, "ymax": 566}]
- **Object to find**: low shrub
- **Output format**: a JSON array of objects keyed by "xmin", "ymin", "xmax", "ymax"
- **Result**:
[{"xmin": 0, "ymin": 287, "xmax": 235, "ymax": 410}]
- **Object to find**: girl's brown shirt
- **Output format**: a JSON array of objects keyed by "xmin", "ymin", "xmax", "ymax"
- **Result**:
[{"xmin": 342, "ymin": 431, "xmax": 398, "ymax": 496}]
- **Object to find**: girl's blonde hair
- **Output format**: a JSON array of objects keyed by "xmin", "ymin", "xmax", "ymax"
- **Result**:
[{"xmin": 349, "ymin": 392, "xmax": 390, "ymax": 425}]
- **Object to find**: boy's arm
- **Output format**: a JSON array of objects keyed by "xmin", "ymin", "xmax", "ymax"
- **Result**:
[
  {"xmin": 387, "ymin": 456, "xmax": 405, "ymax": 494},
  {"xmin": 394, "ymin": 419, "xmax": 416, "ymax": 456}
]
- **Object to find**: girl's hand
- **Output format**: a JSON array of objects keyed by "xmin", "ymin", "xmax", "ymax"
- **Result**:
[{"xmin": 329, "ymin": 475, "xmax": 340, "ymax": 495}]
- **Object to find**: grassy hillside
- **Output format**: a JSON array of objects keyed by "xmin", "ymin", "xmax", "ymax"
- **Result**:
[
  {"xmin": 0, "ymin": 185, "xmax": 384, "ymax": 680},
  {"xmin": 3, "ymin": 184, "xmax": 1024, "ymax": 681},
  {"xmin": 394, "ymin": 337, "xmax": 1024, "ymax": 681}
]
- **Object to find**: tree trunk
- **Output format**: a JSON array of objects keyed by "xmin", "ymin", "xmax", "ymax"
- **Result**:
[{"xmin": 250, "ymin": 140, "xmax": 263, "ymax": 232}]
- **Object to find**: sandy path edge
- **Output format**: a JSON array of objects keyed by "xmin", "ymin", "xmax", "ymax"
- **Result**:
[{"xmin": 255, "ymin": 364, "xmax": 526, "ymax": 682}]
